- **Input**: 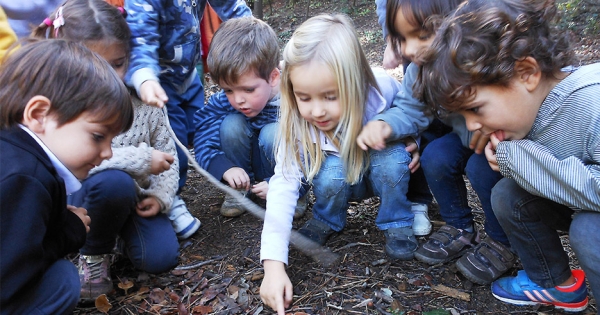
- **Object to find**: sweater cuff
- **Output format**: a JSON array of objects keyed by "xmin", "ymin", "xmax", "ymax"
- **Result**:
[
  {"xmin": 131, "ymin": 68, "xmax": 159, "ymax": 97},
  {"xmin": 496, "ymin": 142, "xmax": 512, "ymax": 178}
]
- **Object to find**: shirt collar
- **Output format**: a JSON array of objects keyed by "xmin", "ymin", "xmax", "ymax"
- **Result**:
[{"xmin": 19, "ymin": 124, "xmax": 82, "ymax": 194}]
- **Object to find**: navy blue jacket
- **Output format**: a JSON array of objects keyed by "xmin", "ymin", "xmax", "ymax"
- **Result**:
[{"xmin": 0, "ymin": 127, "xmax": 86, "ymax": 306}]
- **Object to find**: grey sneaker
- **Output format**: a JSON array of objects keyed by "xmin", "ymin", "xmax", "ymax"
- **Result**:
[
  {"xmin": 79, "ymin": 254, "xmax": 113, "ymax": 301},
  {"xmin": 293, "ymin": 194, "xmax": 309, "ymax": 219},
  {"xmin": 414, "ymin": 225, "xmax": 480, "ymax": 265},
  {"xmin": 384, "ymin": 226, "xmax": 418, "ymax": 260},
  {"xmin": 169, "ymin": 195, "xmax": 201, "ymax": 240},
  {"xmin": 456, "ymin": 237, "xmax": 515, "ymax": 285},
  {"xmin": 298, "ymin": 218, "xmax": 335, "ymax": 245},
  {"xmin": 220, "ymin": 189, "xmax": 247, "ymax": 217}
]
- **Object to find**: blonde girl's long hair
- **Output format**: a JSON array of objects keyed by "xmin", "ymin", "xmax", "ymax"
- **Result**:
[{"xmin": 278, "ymin": 14, "xmax": 379, "ymax": 184}]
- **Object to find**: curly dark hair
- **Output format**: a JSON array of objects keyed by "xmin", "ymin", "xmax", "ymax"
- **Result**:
[{"xmin": 415, "ymin": 0, "xmax": 576, "ymax": 114}]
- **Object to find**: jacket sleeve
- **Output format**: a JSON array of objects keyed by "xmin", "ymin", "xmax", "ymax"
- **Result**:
[
  {"xmin": 1, "ymin": 174, "xmax": 85, "ymax": 303},
  {"xmin": 138, "ymin": 107, "xmax": 179, "ymax": 212},
  {"xmin": 125, "ymin": 0, "xmax": 162, "ymax": 92},
  {"xmin": 375, "ymin": 0, "xmax": 387, "ymax": 39},
  {"xmin": 208, "ymin": 0, "xmax": 252, "ymax": 21},
  {"xmin": 193, "ymin": 91, "xmax": 237, "ymax": 180},
  {"xmin": 372, "ymin": 63, "xmax": 433, "ymax": 141},
  {"xmin": 497, "ymin": 139, "xmax": 600, "ymax": 211}
]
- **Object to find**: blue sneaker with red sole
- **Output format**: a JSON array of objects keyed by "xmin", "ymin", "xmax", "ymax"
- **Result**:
[{"xmin": 491, "ymin": 269, "xmax": 589, "ymax": 312}]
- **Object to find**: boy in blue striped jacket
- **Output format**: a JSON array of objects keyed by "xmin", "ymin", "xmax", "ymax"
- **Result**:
[
  {"xmin": 417, "ymin": 0, "xmax": 600, "ymax": 312},
  {"xmin": 193, "ymin": 17, "xmax": 306, "ymax": 218}
]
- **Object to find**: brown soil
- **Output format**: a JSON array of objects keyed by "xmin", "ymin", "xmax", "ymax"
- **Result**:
[{"xmin": 74, "ymin": 1, "xmax": 600, "ymax": 314}]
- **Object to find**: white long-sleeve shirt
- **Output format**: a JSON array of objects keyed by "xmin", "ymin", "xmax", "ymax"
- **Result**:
[{"xmin": 260, "ymin": 68, "xmax": 402, "ymax": 264}]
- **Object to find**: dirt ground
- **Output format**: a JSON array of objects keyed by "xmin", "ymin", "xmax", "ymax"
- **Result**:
[{"xmin": 74, "ymin": 0, "xmax": 600, "ymax": 314}]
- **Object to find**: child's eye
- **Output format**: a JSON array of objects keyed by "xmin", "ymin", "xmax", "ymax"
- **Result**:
[
  {"xmin": 296, "ymin": 96, "xmax": 310, "ymax": 102},
  {"xmin": 223, "ymin": 89, "xmax": 233, "ymax": 94},
  {"xmin": 418, "ymin": 33, "xmax": 432, "ymax": 41},
  {"xmin": 467, "ymin": 107, "xmax": 480, "ymax": 113},
  {"xmin": 245, "ymin": 88, "xmax": 255, "ymax": 93},
  {"xmin": 326, "ymin": 95, "xmax": 337, "ymax": 101},
  {"xmin": 92, "ymin": 133, "xmax": 106, "ymax": 142}
]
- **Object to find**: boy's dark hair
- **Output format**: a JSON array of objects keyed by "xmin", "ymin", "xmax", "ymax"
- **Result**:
[
  {"xmin": 32, "ymin": 0, "xmax": 130, "ymax": 59},
  {"xmin": 0, "ymin": 39, "xmax": 133, "ymax": 132},
  {"xmin": 207, "ymin": 17, "xmax": 280, "ymax": 86},
  {"xmin": 416, "ymin": 0, "xmax": 576, "ymax": 113},
  {"xmin": 385, "ymin": 0, "xmax": 464, "ymax": 61}
]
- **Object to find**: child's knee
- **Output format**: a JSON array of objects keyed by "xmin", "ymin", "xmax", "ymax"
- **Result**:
[
  {"xmin": 90, "ymin": 170, "xmax": 136, "ymax": 198},
  {"xmin": 220, "ymin": 113, "xmax": 250, "ymax": 140},
  {"xmin": 369, "ymin": 146, "xmax": 410, "ymax": 186}
]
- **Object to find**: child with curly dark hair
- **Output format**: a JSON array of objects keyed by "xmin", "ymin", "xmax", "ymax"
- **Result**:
[{"xmin": 417, "ymin": 0, "xmax": 599, "ymax": 312}]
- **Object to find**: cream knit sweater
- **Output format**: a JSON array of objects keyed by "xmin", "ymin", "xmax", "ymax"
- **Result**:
[{"xmin": 90, "ymin": 96, "xmax": 179, "ymax": 213}]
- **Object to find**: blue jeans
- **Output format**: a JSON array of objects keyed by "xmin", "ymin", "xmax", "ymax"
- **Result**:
[
  {"xmin": 163, "ymin": 75, "xmax": 204, "ymax": 191},
  {"xmin": 407, "ymin": 118, "xmax": 452, "ymax": 204},
  {"xmin": 68, "ymin": 170, "xmax": 180, "ymax": 274},
  {"xmin": 1, "ymin": 259, "xmax": 79, "ymax": 315},
  {"xmin": 492, "ymin": 178, "xmax": 600, "ymax": 297},
  {"xmin": 421, "ymin": 132, "xmax": 507, "ymax": 244},
  {"xmin": 311, "ymin": 141, "xmax": 412, "ymax": 231},
  {"xmin": 220, "ymin": 113, "xmax": 277, "ymax": 183}
]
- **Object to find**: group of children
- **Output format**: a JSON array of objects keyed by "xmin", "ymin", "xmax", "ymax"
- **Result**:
[{"xmin": 0, "ymin": 0, "xmax": 598, "ymax": 314}]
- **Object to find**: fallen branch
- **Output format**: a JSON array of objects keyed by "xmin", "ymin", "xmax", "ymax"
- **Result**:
[
  {"xmin": 163, "ymin": 107, "xmax": 340, "ymax": 267},
  {"xmin": 431, "ymin": 284, "xmax": 471, "ymax": 301},
  {"xmin": 175, "ymin": 255, "xmax": 227, "ymax": 270}
]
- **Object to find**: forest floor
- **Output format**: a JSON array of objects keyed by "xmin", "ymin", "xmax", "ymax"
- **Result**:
[{"xmin": 75, "ymin": 0, "xmax": 600, "ymax": 314}]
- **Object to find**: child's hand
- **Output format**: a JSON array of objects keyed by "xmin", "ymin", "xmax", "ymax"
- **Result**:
[
  {"xmin": 485, "ymin": 133, "xmax": 501, "ymax": 172},
  {"xmin": 67, "ymin": 205, "xmax": 91, "ymax": 233},
  {"xmin": 356, "ymin": 120, "xmax": 392, "ymax": 151},
  {"xmin": 261, "ymin": 260, "xmax": 293, "ymax": 315},
  {"xmin": 251, "ymin": 181, "xmax": 269, "ymax": 199},
  {"xmin": 469, "ymin": 130, "xmax": 490, "ymax": 154},
  {"xmin": 136, "ymin": 196, "xmax": 161, "ymax": 217},
  {"xmin": 151, "ymin": 150, "xmax": 175, "ymax": 175},
  {"xmin": 382, "ymin": 37, "xmax": 401, "ymax": 69},
  {"xmin": 223, "ymin": 167, "xmax": 251, "ymax": 191},
  {"xmin": 140, "ymin": 80, "xmax": 168, "ymax": 108},
  {"xmin": 403, "ymin": 137, "xmax": 421, "ymax": 173}
]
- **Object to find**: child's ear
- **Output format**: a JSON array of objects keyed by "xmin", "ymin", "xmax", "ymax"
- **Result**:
[
  {"xmin": 268, "ymin": 67, "xmax": 281, "ymax": 88},
  {"xmin": 514, "ymin": 57, "xmax": 542, "ymax": 92},
  {"xmin": 22, "ymin": 96, "xmax": 52, "ymax": 133}
]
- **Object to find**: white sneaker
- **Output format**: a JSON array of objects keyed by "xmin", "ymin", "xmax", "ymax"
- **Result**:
[
  {"xmin": 169, "ymin": 195, "xmax": 201, "ymax": 240},
  {"xmin": 411, "ymin": 203, "xmax": 432, "ymax": 236}
]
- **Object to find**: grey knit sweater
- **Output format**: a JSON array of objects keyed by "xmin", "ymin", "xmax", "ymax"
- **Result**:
[{"xmin": 89, "ymin": 96, "xmax": 179, "ymax": 213}]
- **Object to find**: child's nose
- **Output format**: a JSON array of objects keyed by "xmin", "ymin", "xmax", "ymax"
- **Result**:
[
  {"xmin": 100, "ymin": 145, "xmax": 113, "ymax": 160},
  {"xmin": 463, "ymin": 114, "xmax": 482, "ymax": 132},
  {"xmin": 311, "ymin": 101, "xmax": 326, "ymax": 117},
  {"xmin": 235, "ymin": 93, "xmax": 245, "ymax": 104},
  {"xmin": 403, "ymin": 39, "xmax": 418, "ymax": 61}
]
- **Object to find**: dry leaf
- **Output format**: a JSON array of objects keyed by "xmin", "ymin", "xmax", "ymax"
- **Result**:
[
  {"xmin": 94, "ymin": 294, "xmax": 112, "ymax": 314},
  {"xmin": 149, "ymin": 287, "xmax": 166, "ymax": 304},
  {"xmin": 192, "ymin": 305, "xmax": 213, "ymax": 315}
]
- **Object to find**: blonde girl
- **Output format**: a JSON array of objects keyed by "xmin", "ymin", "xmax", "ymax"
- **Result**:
[{"xmin": 260, "ymin": 14, "xmax": 416, "ymax": 314}]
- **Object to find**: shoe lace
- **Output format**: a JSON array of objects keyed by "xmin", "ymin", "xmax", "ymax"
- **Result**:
[{"xmin": 83, "ymin": 255, "xmax": 109, "ymax": 281}]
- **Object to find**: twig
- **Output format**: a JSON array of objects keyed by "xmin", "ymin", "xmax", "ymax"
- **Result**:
[
  {"xmin": 162, "ymin": 107, "xmax": 340, "ymax": 267},
  {"xmin": 333, "ymin": 242, "xmax": 375, "ymax": 252},
  {"xmin": 174, "ymin": 255, "xmax": 227, "ymax": 270}
]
